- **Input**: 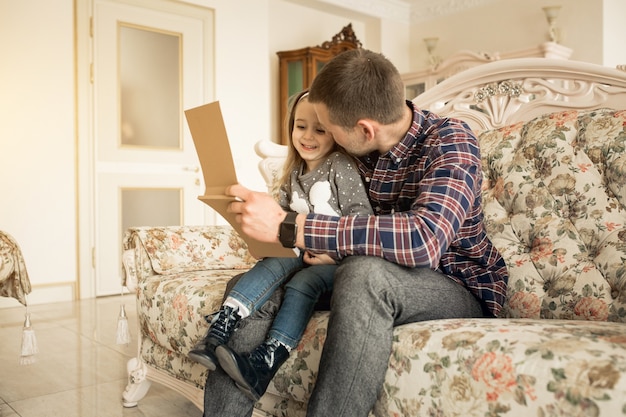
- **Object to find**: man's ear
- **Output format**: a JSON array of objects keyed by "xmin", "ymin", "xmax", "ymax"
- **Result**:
[{"xmin": 356, "ymin": 119, "xmax": 377, "ymax": 141}]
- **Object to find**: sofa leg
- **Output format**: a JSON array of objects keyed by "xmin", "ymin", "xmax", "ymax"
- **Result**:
[{"xmin": 122, "ymin": 357, "xmax": 152, "ymax": 408}]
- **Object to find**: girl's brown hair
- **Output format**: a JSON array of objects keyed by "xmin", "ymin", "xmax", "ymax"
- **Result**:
[{"xmin": 274, "ymin": 90, "xmax": 340, "ymax": 194}]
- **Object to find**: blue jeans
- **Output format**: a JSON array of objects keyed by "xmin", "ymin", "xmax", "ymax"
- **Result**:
[
  {"xmin": 203, "ymin": 256, "xmax": 483, "ymax": 417},
  {"xmin": 228, "ymin": 255, "xmax": 336, "ymax": 348}
]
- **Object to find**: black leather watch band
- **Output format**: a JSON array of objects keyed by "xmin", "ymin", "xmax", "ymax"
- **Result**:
[{"xmin": 278, "ymin": 212, "xmax": 298, "ymax": 248}]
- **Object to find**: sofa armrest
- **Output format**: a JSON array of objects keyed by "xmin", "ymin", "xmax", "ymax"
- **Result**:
[
  {"xmin": 121, "ymin": 249, "xmax": 138, "ymax": 291},
  {"xmin": 121, "ymin": 225, "xmax": 257, "ymax": 288},
  {"xmin": 121, "ymin": 228, "xmax": 159, "ymax": 289}
]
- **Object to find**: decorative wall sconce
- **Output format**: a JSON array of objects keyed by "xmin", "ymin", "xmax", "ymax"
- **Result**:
[
  {"xmin": 423, "ymin": 37, "xmax": 441, "ymax": 68},
  {"xmin": 542, "ymin": 5, "xmax": 562, "ymax": 43}
]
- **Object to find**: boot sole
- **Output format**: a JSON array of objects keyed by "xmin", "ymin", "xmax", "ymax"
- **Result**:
[
  {"xmin": 215, "ymin": 346, "xmax": 261, "ymax": 402},
  {"xmin": 187, "ymin": 351, "xmax": 217, "ymax": 371}
]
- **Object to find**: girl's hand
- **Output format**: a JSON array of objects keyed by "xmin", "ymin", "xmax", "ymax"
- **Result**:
[{"xmin": 303, "ymin": 251, "xmax": 337, "ymax": 265}]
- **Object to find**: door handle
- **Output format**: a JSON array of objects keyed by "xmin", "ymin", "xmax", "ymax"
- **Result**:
[{"xmin": 183, "ymin": 166, "xmax": 200, "ymax": 173}]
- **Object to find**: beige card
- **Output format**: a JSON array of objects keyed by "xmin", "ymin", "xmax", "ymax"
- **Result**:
[{"xmin": 185, "ymin": 101, "xmax": 297, "ymax": 259}]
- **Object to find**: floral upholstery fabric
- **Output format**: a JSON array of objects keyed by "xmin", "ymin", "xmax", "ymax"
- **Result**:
[
  {"xmin": 123, "ymin": 225, "xmax": 256, "ymax": 277},
  {"xmin": 124, "ymin": 109, "xmax": 626, "ymax": 416},
  {"xmin": 479, "ymin": 109, "xmax": 626, "ymax": 322},
  {"xmin": 138, "ymin": 270, "xmax": 239, "ymax": 358},
  {"xmin": 124, "ymin": 226, "xmax": 255, "ymax": 357},
  {"xmin": 379, "ymin": 318, "xmax": 626, "ymax": 417},
  {"xmin": 0, "ymin": 231, "xmax": 31, "ymax": 306}
]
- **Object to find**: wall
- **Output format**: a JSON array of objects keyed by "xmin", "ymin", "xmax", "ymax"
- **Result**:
[
  {"xmin": 199, "ymin": 0, "xmax": 272, "ymax": 194},
  {"xmin": 603, "ymin": 0, "xmax": 626, "ymax": 68},
  {"xmin": 408, "ymin": 0, "xmax": 604, "ymax": 70},
  {"xmin": 0, "ymin": 0, "xmax": 77, "ymax": 306}
]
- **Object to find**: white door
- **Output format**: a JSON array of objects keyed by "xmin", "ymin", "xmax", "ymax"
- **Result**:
[{"xmin": 93, "ymin": 0, "xmax": 213, "ymax": 296}]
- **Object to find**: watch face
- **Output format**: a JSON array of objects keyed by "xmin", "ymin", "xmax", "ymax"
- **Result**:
[
  {"xmin": 280, "ymin": 223, "xmax": 296, "ymax": 248},
  {"xmin": 279, "ymin": 213, "xmax": 298, "ymax": 248}
]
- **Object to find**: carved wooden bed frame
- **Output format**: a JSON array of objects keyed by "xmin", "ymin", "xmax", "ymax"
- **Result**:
[{"xmin": 413, "ymin": 58, "xmax": 626, "ymax": 131}]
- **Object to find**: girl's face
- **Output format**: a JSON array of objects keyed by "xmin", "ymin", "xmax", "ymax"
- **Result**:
[{"xmin": 292, "ymin": 98, "xmax": 335, "ymax": 172}]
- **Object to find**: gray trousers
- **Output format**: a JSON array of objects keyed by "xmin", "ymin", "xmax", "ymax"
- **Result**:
[{"xmin": 203, "ymin": 256, "xmax": 483, "ymax": 417}]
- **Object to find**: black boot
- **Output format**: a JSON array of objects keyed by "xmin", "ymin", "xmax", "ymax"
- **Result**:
[
  {"xmin": 215, "ymin": 338, "xmax": 290, "ymax": 401},
  {"xmin": 188, "ymin": 305, "xmax": 242, "ymax": 370}
]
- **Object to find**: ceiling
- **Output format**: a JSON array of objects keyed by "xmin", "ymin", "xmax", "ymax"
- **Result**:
[
  {"xmin": 402, "ymin": 0, "xmax": 503, "ymax": 21},
  {"xmin": 296, "ymin": 0, "xmax": 507, "ymax": 25}
]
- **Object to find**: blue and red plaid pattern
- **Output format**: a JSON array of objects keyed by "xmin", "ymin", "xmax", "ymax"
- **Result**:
[{"xmin": 303, "ymin": 102, "xmax": 508, "ymax": 317}]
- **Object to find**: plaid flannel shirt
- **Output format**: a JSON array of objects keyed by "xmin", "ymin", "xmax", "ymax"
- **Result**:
[{"xmin": 303, "ymin": 102, "xmax": 508, "ymax": 317}]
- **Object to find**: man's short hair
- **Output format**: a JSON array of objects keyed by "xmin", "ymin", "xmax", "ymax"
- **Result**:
[{"xmin": 308, "ymin": 49, "xmax": 406, "ymax": 129}]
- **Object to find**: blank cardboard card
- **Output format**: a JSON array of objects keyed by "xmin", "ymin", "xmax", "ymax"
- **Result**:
[{"xmin": 185, "ymin": 101, "xmax": 297, "ymax": 259}]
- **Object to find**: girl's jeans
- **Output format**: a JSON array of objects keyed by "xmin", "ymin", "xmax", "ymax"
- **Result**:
[{"xmin": 227, "ymin": 254, "xmax": 336, "ymax": 348}]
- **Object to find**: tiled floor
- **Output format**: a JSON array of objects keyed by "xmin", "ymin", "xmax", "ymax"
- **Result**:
[{"xmin": 0, "ymin": 295, "xmax": 202, "ymax": 417}]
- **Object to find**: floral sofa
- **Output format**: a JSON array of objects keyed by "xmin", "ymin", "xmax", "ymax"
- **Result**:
[{"xmin": 121, "ymin": 58, "xmax": 626, "ymax": 416}]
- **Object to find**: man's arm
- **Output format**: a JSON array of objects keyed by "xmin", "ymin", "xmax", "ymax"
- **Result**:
[{"xmin": 304, "ymin": 123, "xmax": 482, "ymax": 268}]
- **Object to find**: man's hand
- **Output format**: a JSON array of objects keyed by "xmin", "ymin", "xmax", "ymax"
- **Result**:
[{"xmin": 226, "ymin": 184, "xmax": 286, "ymax": 244}]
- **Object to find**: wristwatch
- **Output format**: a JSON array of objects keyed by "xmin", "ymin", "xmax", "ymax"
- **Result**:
[{"xmin": 278, "ymin": 212, "xmax": 298, "ymax": 248}]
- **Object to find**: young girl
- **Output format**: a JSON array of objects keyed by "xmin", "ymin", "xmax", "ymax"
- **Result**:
[{"xmin": 188, "ymin": 90, "xmax": 372, "ymax": 401}]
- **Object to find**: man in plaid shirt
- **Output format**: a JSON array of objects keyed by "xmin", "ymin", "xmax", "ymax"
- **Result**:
[{"xmin": 207, "ymin": 49, "xmax": 508, "ymax": 417}]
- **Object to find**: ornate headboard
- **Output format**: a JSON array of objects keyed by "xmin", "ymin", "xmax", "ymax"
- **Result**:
[
  {"xmin": 412, "ymin": 58, "xmax": 626, "ymax": 134},
  {"xmin": 256, "ymin": 58, "xmax": 626, "ymax": 190}
]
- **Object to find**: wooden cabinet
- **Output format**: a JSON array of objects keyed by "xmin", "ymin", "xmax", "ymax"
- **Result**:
[{"xmin": 277, "ymin": 24, "xmax": 361, "ymax": 144}]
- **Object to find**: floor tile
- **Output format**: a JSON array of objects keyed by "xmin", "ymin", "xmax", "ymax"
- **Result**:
[
  {"xmin": 0, "ymin": 402, "xmax": 20, "ymax": 417},
  {"xmin": 8, "ymin": 380, "xmax": 202, "ymax": 417},
  {"xmin": 0, "ymin": 295, "xmax": 201, "ymax": 417}
]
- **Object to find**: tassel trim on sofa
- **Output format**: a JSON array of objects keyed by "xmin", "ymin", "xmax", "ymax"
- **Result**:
[{"xmin": 20, "ymin": 312, "xmax": 38, "ymax": 365}]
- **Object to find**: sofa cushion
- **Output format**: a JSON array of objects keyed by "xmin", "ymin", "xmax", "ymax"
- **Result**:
[
  {"xmin": 258, "ymin": 316, "xmax": 626, "ymax": 417},
  {"xmin": 478, "ymin": 109, "xmax": 626, "ymax": 321},
  {"xmin": 378, "ymin": 318, "xmax": 626, "ymax": 417},
  {"xmin": 131, "ymin": 225, "xmax": 257, "ymax": 274}
]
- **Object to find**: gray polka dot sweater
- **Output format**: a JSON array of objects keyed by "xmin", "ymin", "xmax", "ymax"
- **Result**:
[{"xmin": 278, "ymin": 151, "xmax": 373, "ymax": 217}]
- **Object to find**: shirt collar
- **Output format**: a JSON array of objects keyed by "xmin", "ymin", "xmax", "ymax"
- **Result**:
[{"xmin": 386, "ymin": 101, "xmax": 425, "ymax": 163}]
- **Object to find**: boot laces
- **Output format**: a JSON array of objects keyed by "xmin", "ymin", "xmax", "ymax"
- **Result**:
[
  {"xmin": 209, "ymin": 306, "xmax": 240, "ymax": 339},
  {"xmin": 251, "ymin": 338, "xmax": 282, "ymax": 367}
]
